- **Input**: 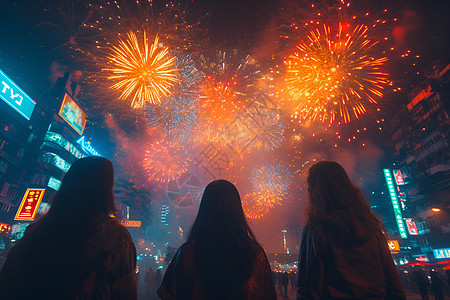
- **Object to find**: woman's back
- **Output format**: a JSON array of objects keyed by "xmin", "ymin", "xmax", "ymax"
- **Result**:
[
  {"xmin": 0, "ymin": 157, "xmax": 137, "ymax": 299},
  {"xmin": 297, "ymin": 161, "xmax": 406, "ymax": 299},
  {"xmin": 157, "ymin": 180, "xmax": 277, "ymax": 300},
  {"xmin": 299, "ymin": 223, "xmax": 403, "ymax": 299},
  {"xmin": 158, "ymin": 242, "xmax": 275, "ymax": 300}
]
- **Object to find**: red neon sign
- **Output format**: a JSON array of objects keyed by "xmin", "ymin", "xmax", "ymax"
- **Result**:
[
  {"xmin": 405, "ymin": 218, "xmax": 418, "ymax": 236},
  {"xmin": 14, "ymin": 189, "xmax": 45, "ymax": 221}
]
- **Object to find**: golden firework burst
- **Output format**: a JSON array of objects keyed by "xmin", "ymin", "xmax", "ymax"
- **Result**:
[
  {"xmin": 285, "ymin": 23, "xmax": 389, "ymax": 124},
  {"xmin": 104, "ymin": 31, "xmax": 179, "ymax": 107}
]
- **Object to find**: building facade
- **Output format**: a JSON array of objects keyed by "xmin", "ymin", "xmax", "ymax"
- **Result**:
[{"xmin": 388, "ymin": 60, "xmax": 450, "ymax": 262}]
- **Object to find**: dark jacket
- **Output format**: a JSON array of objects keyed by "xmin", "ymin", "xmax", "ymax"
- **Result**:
[
  {"xmin": 0, "ymin": 218, "xmax": 137, "ymax": 300},
  {"xmin": 297, "ymin": 225, "xmax": 406, "ymax": 299},
  {"xmin": 158, "ymin": 242, "xmax": 277, "ymax": 299}
]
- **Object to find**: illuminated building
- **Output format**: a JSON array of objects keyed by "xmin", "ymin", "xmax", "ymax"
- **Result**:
[
  {"xmin": 388, "ymin": 60, "xmax": 450, "ymax": 261},
  {"xmin": 28, "ymin": 73, "xmax": 101, "ymax": 213},
  {"xmin": 0, "ymin": 67, "xmax": 40, "ymax": 226}
]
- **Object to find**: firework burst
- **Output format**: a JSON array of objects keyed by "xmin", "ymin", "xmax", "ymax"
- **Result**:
[
  {"xmin": 251, "ymin": 164, "xmax": 292, "ymax": 201},
  {"xmin": 144, "ymin": 138, "xmax": 191, "ymax": 183},
  {"xmin": 285, "ymin": 23, "xmax": 389, "ymax": 124},
  {"xmin": 104, "ymin": 31, "xmax": 179, "ymax": 107}
]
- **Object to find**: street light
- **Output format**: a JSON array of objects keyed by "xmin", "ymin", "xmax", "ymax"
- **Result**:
[{"xmin": 431, "ymin": 208, "xmax": 441, "ymax": 212}]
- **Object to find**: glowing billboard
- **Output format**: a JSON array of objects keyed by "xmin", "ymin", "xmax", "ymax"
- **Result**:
[
  {"xmin": 383, "ymin": 169, "xmax": 407, "ymax": 239},
  {"xmin": 0, "ymin": 69, "xmax": 36, "ymax": 120},
  {"xmin": 120, "ymin": 220, "xmax": 142, "ymax": 227},
  {"xmin": 40, "ymin": 152, "xmax": 71, "ymax": 172},
  {"xmin": 14, "ymin": 188, "xmax": 45, "ymax": 221},
  {"xmin": 387, "ymin": 240, "xmax": 400, "ymax": 252},
  {"xmin": 405, "ymin": 218, "xmax": 418, "ymax": 236},
  {"xmin": 44, "ymin": 132, "xmax": 86, "ymax": 159},
  {"xmin": 433, "ymin": 248, "xmax": 450, "ymax": 260},
  {"xmin": 393, "ymin": 169, "xmax": 410, "ymax": 186},
  {"xmin": 47, "ymin": 176, "xmax": 62, "ymax": 191},
  {"xmin": 58, "ymin": 93, "xmax": 87, "ymax": 135}
]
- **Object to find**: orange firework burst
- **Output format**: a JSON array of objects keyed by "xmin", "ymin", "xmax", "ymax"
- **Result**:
[
  {"xmin": 285, "ymin": 23, "xmax": 389, "ymax": 124},
  {"xmin": 197, "ymin": 51, "xmax": 261, "ymax": 138},
  {"xmin": 104, "ymin": 31, "xmax": 179, "ymax": 107},
  {"xmin": 144, "ymin": 139, "xmax": 190, "ymax": 183},
  {"xmin": 242, "ymin": 192, "xmax": 271, "ymax": 220}
]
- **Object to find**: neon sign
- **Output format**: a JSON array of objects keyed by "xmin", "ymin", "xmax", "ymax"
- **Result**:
[
  {"xmin": 45, "ymin": 132, "xmax": 86, "ymax": 159},
  {"xmin": 15, "ymin": 189, "xmax": 45, "ymax": 221},
  {"xmin": 77, "ymin": 136, "xmax": 100, "ymax": 156},
  {"xmin": 433, "ymin": 248, "xmax": 450, "ymax": 259},
  {"xmin": 405, "ymin": 218, "xmax": 418, "ymax": 235},
  {"xmin": 383, "ymin": 169, "xmax": 407, "ymax": 239},
  {"xmin": 120, "ymin": 220, "xmax": 142, "ymax": 227},
  {"xmin": 47, "ymin": 176, "xmax": 62, "ymax": 191},
  {"xmin": 40, "ymin": 152, "xmax": 71, "ymax": 172},
  {"xmin": 0, "ymin": 69, "xmax": 36, "ymax": 120}
]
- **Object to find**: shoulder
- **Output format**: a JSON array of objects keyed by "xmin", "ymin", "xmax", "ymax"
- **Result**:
[{"xmin": 99, "ymin": 218, "xmax": 133, "ymax": 242}]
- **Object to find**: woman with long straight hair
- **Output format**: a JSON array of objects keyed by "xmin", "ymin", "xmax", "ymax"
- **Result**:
[
  {"xmin": 158, "ymin": 179, "xmax": 276, "ymax": 299},
  {"xmin": 0, "ymin": 157, "xmax": 137, "ymax": 299},
  {"xmin": 297, "ymin": 161, "xmax": 406, "ymax": 299}
]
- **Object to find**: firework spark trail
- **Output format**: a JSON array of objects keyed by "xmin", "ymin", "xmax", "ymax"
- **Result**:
[
  {"xmin": 285, "ymin": 22, "xmax": 389, "ymax": 124},
  {"xmin": 104, "ymin": 32, "xmax": 179, "ymax": 107}
]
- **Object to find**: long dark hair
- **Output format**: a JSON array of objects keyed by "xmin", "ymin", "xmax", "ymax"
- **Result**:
[
  {"xmin": 187, "ymin": 180, "xmax": 259, "ymax": 298},
  {"xmin": 305, "ymin": 161, "xmax": 380, "ymax": 244},
  {"xmin": 1, "ymin": 157, "xmax": 116, "ymax": 297}
]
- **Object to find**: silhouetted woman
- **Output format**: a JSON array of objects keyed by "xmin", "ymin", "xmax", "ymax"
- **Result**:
[
  {"xmin": 0, "ymin": 157, "xmax": 137, "ymax": 299},
  {"xmin": 158, "ymin": 179, "xmax": 276, "ymax": 299},
  {"xmin": 297, "ymin": 161, "xmax": 406, "ymax": 299}
]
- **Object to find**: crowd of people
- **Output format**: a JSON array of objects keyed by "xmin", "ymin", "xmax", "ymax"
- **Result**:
[{"xmin": 0, "ymin": 157, "xmax": 439, "ymax": 299}]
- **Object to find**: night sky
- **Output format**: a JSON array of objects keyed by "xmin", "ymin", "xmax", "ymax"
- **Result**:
[{"xmin": 0, "ymin": 0, "xmax": 449, "ymax": 252}]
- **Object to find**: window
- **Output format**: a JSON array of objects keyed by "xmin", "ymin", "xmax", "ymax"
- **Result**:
[
  {"xmin": 17, "ymin": 148, "xmax": 24, "ymax": 160},
  {"xmin": 0, "ymin": 160, "xmax": 7, "ymax": 173}
]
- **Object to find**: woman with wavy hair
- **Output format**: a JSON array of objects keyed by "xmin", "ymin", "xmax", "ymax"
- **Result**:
[
  {"xmin": 297, "ymin": 161, "xmax": 405, "ymax": 299},
  {"xmin": 0, "ymin": 157, "xmax": 137, "ymax": 299},
  {"xmin": 158, "ymin": 179, "xmax": 276, "ymax": 299}
]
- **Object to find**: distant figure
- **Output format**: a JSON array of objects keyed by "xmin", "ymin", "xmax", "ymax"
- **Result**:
[
  {"xmin": 278, "ymin": 271, "xmax": 283, "ymax": 294},
  {"xmin": 297, "ymin": 161, "xmax": 406, "ymax": 299},
  {"xmin": 158, "ymin": 180, "xmax": 277, "ymax": 299},
  {"xmin": 430, "ymin": 271, "xmax": 445, "ymax": 300},
  {"xmin": 154, "ymin": 269, "xmax": 162, "ymax": 291},
  {"xmin": 290, "ymin": 271, "xmax": 296, "ymax": 290},
  {"xmin": 145, "ymin": 267, "xmax": 155, "ymax": 293},
  {"xmin": 282, "ymin": 271, "xmax": 289, "ymax": 297},
  {"xmin": 413, "ymin": 270, "xmax": 429, "ymax": 300},
  {"xmin": 0, "ymin": 157, "xmax": 137, "ymax": 299}
]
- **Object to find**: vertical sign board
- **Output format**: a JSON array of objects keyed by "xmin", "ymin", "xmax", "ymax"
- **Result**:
[
  {"xmin": 14, "ymin": 188, "xmax": 45, "ymax": 221},
  {"xmin": 0, "ymin": 69, "xmax": 36, "ymax": 120},
  {"xmin": 58, "ymin": 93, "xmax": 87, "ymax": 135},
  {"xmin": 383, "ymin": 169, "xmax": 407, "ymax": 239}
]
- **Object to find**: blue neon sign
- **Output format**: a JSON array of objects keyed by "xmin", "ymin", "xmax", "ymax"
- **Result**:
[
  {"xmin": 433, "ymin": 248, "xmax": 450, "ymax": 259},
  {"xmin": 0, "ymin": 69, "xmax": 36, "ymax": 120},
  {"xmin": 77, "ymin": 136, "xmax": 100, "ymax": 157}
]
